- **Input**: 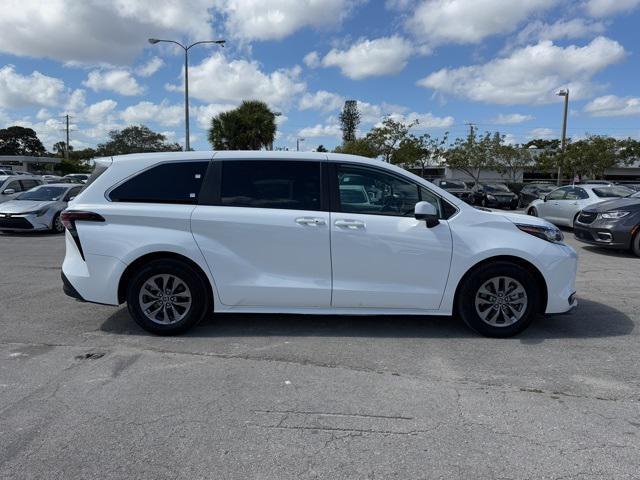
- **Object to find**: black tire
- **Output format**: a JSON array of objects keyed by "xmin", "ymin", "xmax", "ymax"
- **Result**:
[
  {"xmin": 481, "ymin": 198, "xmax": 487, "ymax": 208},
  {"xmin": 528, "ymin": 207, "xmax": 538, "ymax": 217},
  {"xmin": 51, "ymin": 212, "xmax": 64, "ymax": 233},
  {"xmin": 457, "ymin": 261, "xmax": 540, "ymax": 338},
  {"xmin": 632, "ymin": 230, "xmax": 640, "ymax": 258},
  {"xmin": 126, "ymin": 258, "xmax": 210, "ymax": 335}
]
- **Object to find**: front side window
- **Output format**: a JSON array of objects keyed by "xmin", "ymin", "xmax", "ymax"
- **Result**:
[
  {"xmin": 4, "ymin": 180, "xmax": 23, "ymax": 193},
  {"xmin": 565, "ymin": 187, "xmax": 589, "ymax": 200},
  {"xmin": 221, "ymin": 160, "xmax": 321, "ymax": 211},
  {"xmin": 20, "ymin": 179, "xmax": 39, "ymax": 191},
  {"xmin": 109, "ymin": 161, "xmax": 208, "ymax": 204},
  {"xmin": 546, "ymin": 187, "xmax": 568, "ymax": 200},
  {"xmin": 336, "ymin": 164, "xmax": 454, "ymax": 218}
]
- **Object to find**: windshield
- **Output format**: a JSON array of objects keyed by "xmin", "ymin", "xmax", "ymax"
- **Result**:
[
  {"xmin": 593, "ymin": 186, "xmax": 634, "ymax": 198},
  {"xmin": 16, "ymin": 186, "xmax": 67, "ymax": 201},
  {"xmin": 484, "ymin": 184, "xmax": 510, "ymax": 192},
  {"xmin": 440, "ymin": 180, "xmax": 467, "ymax": 190}
]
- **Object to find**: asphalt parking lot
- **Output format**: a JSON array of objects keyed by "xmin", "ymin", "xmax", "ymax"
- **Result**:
[{"xmin": 1, "ymin": 227, "xmax": 639, "ymax": 479}]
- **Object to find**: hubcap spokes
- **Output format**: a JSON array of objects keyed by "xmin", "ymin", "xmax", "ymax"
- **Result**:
[
  {"xmin": 474, "ymin": 276, "xmax": 528, "ymax": 327},
  {"xmin": 139, "ymin": 274, "xmax": 192, "ymax": 325}
]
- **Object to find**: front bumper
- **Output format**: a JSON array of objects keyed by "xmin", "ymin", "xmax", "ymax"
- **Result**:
[
  {"xmin": 485, "ymin": 197, "xmax": 518, "ymax": 209},
  {"xmin": 574, "ymin": 220, "xmax": 633, "ymax": 249},
  {"xmin": 0, "ymin": 213, "xmax": 52, "ymax": 231},
  {"xmin": 542, "ymin": 242, "xmax": 579, "ymax": 314}
]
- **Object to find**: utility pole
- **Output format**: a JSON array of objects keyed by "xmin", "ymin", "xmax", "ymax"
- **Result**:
[
  {"xmin": 296, "ymin": 137, "xmax": 305, "ymax": 152},
  {"xmin": 65, "ymin": 114, "xmax": 70, "ymax": 161},
  {"xmin": 557, "ymin": 89, "xmax": 569, "ymax": 186}
]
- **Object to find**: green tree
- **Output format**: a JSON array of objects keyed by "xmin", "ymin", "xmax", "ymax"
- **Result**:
[
  {"xmin": 339, "ymin": 100, "xmax": 360, "ymax": 144},
  {"xmin": 445, "ymin": 130, "xmax": 497, "ymax": 184},
  {"xmin": 522, "ymin": 138, "xmax": 561, "ymax": 150},
  {"xmin": 365, "ymin": 117, "xmax": 416, "ymax": 163},
  {"xmin": 491, "ymin": 133, "xmax": 533, "ymax": 182},
  {"xmin": 333, "ymin": 138, "xmax": 378, "ymax": 158},
  {"xmin": 96, "ymin": 125, "xmax": 181, "ymax": 156},
  {"xmin": 208, "ymin": 100, "xmax": 276, "ymax": 150},
  {"xmin": 0, "ymin": 126, "xmax": 46, "ymax": 156},
  {"xmin": 316, "ymin": 144, "xmax": 328, "ymax": 152},
  {"xmin": 392, "ymin": 133, "xmax": 449, "ymax": 178}
]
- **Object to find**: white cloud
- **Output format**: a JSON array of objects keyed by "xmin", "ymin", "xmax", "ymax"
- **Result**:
[
  {"xmin": 299, "ymin": 91, "xmax": 345, "ymax": 112},
  {"xmin": 514, "ymin": 18, "xmax": 605, "ymax": 45},
  {"xmin": 218, "ymin": 0, "xmax": 359, "ymax": 40},
  {"xmin": 321, "ymin": 36, "xmax": 414, "ymax": 80},
  {"xmin": 120, "ymin": 100, "xmax": 183, "ymax": 126},
  {"xmin": 492, "ymin": 113, "xmax": 535, "ymax": 124},
  {"xmin": 84, "ymin": 69, "xmax": 144, "ymax": 96},
  {"xmin": 584, "ymin": 95, "xmax": 640, "ymax": 117},
  {"xmin": 417, "ymin": 37, "xmax": 625, "ymax": 105},
  {"xmin": 168, "ymin": 53, "xmax": 305, "ymax": 109},
  {"xmin": 0, "ymin": 66, "xmax": 65, "ymax": 108},
  {"xmin": 303, "ymin": 51, "xmax": 321, "ymax": 68},
  {"xmin": 83, "ymin": 99, "xmax": 118, "ymax": 124},
  {"xmin": 136, "ymin": 57, "xmax": 164, "ymax": 77},
  {"xmin": 356, "ymin": 101, "xmax": 409, "ymax": 124},
  {"xmin": 529, "ymin": 127, "xmax": 555, "ymax": 138},
  {"xmin": 192, "ymin": 103, "xmax": 238, "ymax": 129},
  {"xmin": 407, "ymin": 0, "xmax": 557, "ymax": 45},
  {"xmin": 385, "ymin": 112, "xmax": 455, "ymax": 128},
  {"xmin": 298, "ymin": 123, "xmax": 342, "ymax": 138},
  {"xmin": 0, "ymin": 0, "xmax": 216, "ymax": 64},
  {"xmin": 36, "ymin": 109, "xmax": 52, "ymax": 121},
  {"xmin": 66, "ymin": 89, "xmax": 87, "ymax": 113},
  {"xmin": 585, "ymin": 0, "xmax": 640, "ymax": 17}
]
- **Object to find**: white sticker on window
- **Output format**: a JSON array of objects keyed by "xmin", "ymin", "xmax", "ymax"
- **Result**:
[
  {"xmin": 189, "ymin": 193, "xmax": 196, "ymax": 198},
  {"xmin": 195, "ymin": 174, "xmax": 201, "ymax": 179}
]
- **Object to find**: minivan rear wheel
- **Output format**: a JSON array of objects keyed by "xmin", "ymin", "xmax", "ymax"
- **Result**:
[
  {"xmin": 457, "ymin": 261, "xmax": 540, "ymax": 337},
  {"xmin": 126, "ymin": 258, "xmax": 209, "ymax": 335}
]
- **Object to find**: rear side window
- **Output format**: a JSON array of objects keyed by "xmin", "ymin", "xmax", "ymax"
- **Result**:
[
  {"xmin": 220, "ymin": 160, "xmax": 321, "ymax": 211},
  {"xmin": 20, "ymin": 179, "xmax": 39, "ymax": 190},
  {"xmin": 109, "ymin": 161, "xmax": 208, "ymax": 204}
]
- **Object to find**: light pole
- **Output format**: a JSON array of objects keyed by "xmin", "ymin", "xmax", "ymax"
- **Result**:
[
  {"xmin": 296, "ymin": 137, "xmax": 305, "ymax": 152},
  {"xmin": 148, "ymin": 38, "xmax": 226, "ymax": 151},
  {"xmin": 557, "ymin": 88, "xmax": 569, "ymax": 186}
]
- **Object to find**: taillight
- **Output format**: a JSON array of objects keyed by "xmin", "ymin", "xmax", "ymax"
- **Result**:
[
  {"xmin": 60, "ymin": 210, "xmax": 104, "ymax": 260},
  {"xmin": 60, "ymin": 210, "xmax": 105, "ymax": 231}
]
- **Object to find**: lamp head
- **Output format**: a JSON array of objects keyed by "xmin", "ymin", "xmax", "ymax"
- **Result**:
[{"xmin": 148, "ymin": 38, "xmax": 160, "ymax": 45}]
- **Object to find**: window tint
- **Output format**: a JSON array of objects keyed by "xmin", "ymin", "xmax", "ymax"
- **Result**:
[
  {"xmin": 546, "ymin": 187, "xmax": 568, "ymax": 200},
  {"xmin": 337, "ymin": 165, "xmax": 419, "ymax": 216},
  {"xmin": 565, "ymin": 187, "xmax": 589, "ymax": 200},
  {"xmin": 5, "ymin": 180, "xmax": 23, "ymax": 192},
  {"xmin": 221, "ymin": 160, "xmax": 321, "ymax": 211},
  {"xmin": 109, "ymin": 161, "xmax": 208, "ymax": 204},
  {"xmin": 65, "ymin": 186, "xmax": 82, "ymax": 201},
  {"xmin": 20, "ymin": 179, "xmax": 39, "ymax": 191}
]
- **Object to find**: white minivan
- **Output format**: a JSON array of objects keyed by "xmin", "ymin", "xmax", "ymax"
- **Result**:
[{"xmin": 61, "ymin": 151, "xmax": 578, "ymax": 337}]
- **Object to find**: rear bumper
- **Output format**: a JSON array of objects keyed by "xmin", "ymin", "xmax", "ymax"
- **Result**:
[{"xmin": 61, "ymin": 271, "xmax": 85, "ymax": 301}]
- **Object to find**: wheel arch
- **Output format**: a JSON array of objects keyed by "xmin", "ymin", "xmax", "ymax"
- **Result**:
[
  {"xmin": 453, "ymin": 255, "xmax": 548, "ymax": 314},
  {"xmin": 117, "ymin": 251, "xmax": 214, "ymax": 307}
]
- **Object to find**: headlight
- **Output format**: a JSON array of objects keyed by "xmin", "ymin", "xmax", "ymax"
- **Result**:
[
  {"xmin": 516, "ymin": 224, "xmax": 564, "ymax": 243},
  {"xmin": 486, "ymin": 194, "xmax": 496, "ymax": 200},
  {"xmin": 601, "ymin": 211, "xmax": 630, "ymax": 220}
]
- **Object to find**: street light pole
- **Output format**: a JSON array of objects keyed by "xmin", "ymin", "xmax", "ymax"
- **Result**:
[
  {"xmin": 557, "ymin": 89, "xmax": 569, "ymax": 186},
  {"xmin": 148, "ymin": 38, "xmax": 226, "ymax": 151}
]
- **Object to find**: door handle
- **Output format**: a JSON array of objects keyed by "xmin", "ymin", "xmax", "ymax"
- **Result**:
[
  {"xmin": 295, "ymin": 217, "xmax": 326, "ymax": 226},
  {"xmin": 335, "ymin": 219, "xmax": 366, "ymax": 229}
]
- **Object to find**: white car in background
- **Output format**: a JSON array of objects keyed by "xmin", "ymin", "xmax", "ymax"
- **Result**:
[
  {"xmin": 526, "ymin": 184, "xmax": 635, "ymax": 227},
  {"xmin": 61, "ymin": 151, "xmax": 578, "ymax": 338}
]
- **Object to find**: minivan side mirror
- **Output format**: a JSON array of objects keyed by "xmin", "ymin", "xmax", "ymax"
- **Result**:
[
  {"xmin": 414, "ymin": 201, "xmax": 440, "ymax": 228},
  {"xmin": 2, "ymin": 188, "xmax": 15, "ymax": 195}
]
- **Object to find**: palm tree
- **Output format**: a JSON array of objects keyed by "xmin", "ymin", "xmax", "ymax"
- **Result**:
[{"xmin": 208, "ymin": 100, "xmax": 277, "ymax": 150}]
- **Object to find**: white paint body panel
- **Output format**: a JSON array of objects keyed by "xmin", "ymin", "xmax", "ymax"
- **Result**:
[{"xmin": 62, "ymin": 151, "xmax": 578, "ymax": 318}]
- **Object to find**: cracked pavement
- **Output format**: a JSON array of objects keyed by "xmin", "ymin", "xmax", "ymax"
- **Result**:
[{"xmin": 0, "ymin": 231, "xmax": 639, "ymax": 479}]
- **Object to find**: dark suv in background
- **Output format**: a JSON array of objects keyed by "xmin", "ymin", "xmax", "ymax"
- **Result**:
[
  {"xmin": 433, "ymin": 179, "xmax": 474, "ymax": 204},
  {"xmin": 472, "ymin": 183, "xmax": 519, "ymax": 209},
  {"xmin": 574, "ymin": 191, "xmax": 640, "ymax": 256},
  {"xmin": 518, "ymin": 182, "xmax": 557, "ymax": 208}
]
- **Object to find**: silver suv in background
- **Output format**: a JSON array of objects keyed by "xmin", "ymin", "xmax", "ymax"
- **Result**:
[{"xmin": 0, "ymin": 175, "xmax": 44, "ymax": 203}]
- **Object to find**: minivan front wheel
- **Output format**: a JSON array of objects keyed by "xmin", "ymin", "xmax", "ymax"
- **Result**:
[
  {"xmin": 457, "ymin": 262, "xmax": 540, "ymax": 337},
  {"xmin": 126, "ymin": 258, "xmax": 209, "ymax": 335}
]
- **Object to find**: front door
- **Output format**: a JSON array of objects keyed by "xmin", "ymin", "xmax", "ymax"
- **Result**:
[
  {"xmin": 538, "ymin": 186, "xmax": 570, "ymax": 225},
  {"xmin": 191, "ymin": 159, "xmax": 331, "ymax": 308},
  {"xmin": 329, "ymin": 163, "xmax": 453, "ymax": 310}
]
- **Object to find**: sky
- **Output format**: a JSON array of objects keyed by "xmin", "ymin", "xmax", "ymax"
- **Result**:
[{"xmin": 0, "ymin": 0, "xmax": 639, "ymax": 152}]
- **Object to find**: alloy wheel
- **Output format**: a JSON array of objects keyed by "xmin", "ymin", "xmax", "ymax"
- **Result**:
[
  {"xmin": 474, "ymin": 276, "xmax": 528, "ymax": 327},
  {"xmin": 138, "ymin": 274, "xmax": 192, "ymax": 325}
]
